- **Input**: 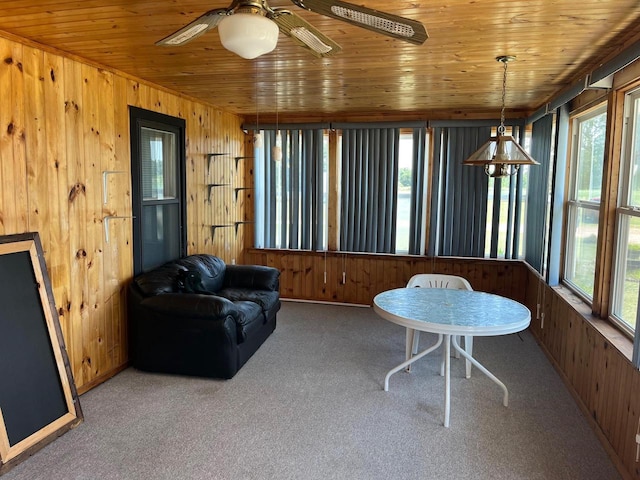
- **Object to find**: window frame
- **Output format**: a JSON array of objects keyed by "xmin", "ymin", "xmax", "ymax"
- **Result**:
[
  {"xmin": 562, "ymin": 103, "xmax": 608, "ymax": 301},
  {"xmin": 609, "ymin": 87, "xmax": 640, "ymax": 337},
  {"xmin": 129, "ymin": 107, "xmax": 186, "ymax": 276}
]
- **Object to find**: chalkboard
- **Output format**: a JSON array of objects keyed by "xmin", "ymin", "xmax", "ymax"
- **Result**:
[{"xmin": 0, "ymin": 233, "xmax": 82, "ymax": 475}]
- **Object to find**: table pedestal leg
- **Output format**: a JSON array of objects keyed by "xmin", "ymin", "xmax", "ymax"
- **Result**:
[
  {"xmin": 384, "ymin": 334, "xmax": 443, "ymax": 392},
  {"xmin": 451, "ymin": 336, "xmax": 509, "ymax": 407},
  {"xmin": 405, "ymin": 328, "xmax": 414, "ymax": 372},
  {"xmin": 444, "ymin": 334, "xmax": 451, "ymax": 428},
  {"xmin": 464, "ymin": 335, "xmax": 473, "ymax": 378}
]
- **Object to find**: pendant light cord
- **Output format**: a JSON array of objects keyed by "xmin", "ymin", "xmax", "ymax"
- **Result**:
[
  {"xmin": 255, "ymin": 61, "xmax": 259, "ymax": 132},
  {"xmin": 275, "ymin": 50, "xmax": 279, "ymax": 135},
  {"xmin": 499, "ymin": 57, "xmax": 508, "ymax": 135}
]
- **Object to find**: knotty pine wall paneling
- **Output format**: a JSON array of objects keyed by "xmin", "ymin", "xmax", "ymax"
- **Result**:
[{"xmin": 0, "ymin": 33, "xmax": 247, "ymax": 392}]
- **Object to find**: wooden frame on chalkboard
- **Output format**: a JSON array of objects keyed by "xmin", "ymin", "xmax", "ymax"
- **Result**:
[{"xmin": 0, "ymin": 233, "xmax": 83, "ymax": 475}]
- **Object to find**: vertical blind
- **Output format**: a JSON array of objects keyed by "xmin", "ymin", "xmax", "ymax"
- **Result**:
[
  {"xmin": 408, "ymin": 128, "xmax": 427, "ymax": 255},
  {"xmin": 429, "ymin": 126, "xmax": 491, "ymax": 257},
  {"xmin": 524, "ymin": 114, "xmax": 554, "ymax": 273},
  {"xmin": 339, "ymin": 128, "xmax": 400, "ymax": 253},
  {"xmin": 429, "ymin": 124, "xmax": 529, "ymax": 258},
  {"xmin": 256, "ymin": 129, "xmax": 325, "ymax": 250}
]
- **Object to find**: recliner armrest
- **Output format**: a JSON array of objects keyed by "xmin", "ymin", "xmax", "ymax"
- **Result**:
[
  {"xmin": 140, "ymin": 293, "xmax": 238, "ymax": 319},
  {"xmin": 223, "ymin": 265, "xmax": 280, "ymax": 291}
]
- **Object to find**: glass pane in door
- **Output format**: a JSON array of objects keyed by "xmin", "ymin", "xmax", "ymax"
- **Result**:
[
  {"xmin": 141, "ymin": 127, "xmax": 177, "ymax": 200},
  {"xmin": 141, "ymin": 204, "xmax": 181, "ymax": 271}
]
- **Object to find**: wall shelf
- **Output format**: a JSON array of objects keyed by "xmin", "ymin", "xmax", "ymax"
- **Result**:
[{"xmin": 206, "ymin": 154, "xmax": 252, "ymax": 173}]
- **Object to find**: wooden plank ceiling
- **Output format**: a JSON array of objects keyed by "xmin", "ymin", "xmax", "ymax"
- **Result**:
[{"xmin": 0, "ymin": 0, "xmax": 639, "ymax": 122}]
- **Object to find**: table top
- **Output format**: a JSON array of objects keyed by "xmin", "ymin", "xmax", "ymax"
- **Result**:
[{"xmin": 372, "ymin": 288, "xmax": 531, "ymax": 336}]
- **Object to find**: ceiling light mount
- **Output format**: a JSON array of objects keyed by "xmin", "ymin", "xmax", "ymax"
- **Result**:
[{"xmin": 463, "ymin": 55, "xmax": 539, "ymax": 178}]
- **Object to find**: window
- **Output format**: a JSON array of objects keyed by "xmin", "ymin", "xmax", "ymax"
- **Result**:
[
  {"xmin": 564, "ymin": 104, "xmax": 607, "ymax": 299},
  {"xmin": 611, "ymin": 89, "xmax": 640, "ymax": 334},
  {"xmin": 253, "ymin": 125, "xmax": 428, "ymax": 254},
  {"xmin": 338, "ymin": 127, "xmax": 428, "ymax": 254},
  {"xmin": 396, "ymin": 133, "xmax": 415, "ymax": 253}
]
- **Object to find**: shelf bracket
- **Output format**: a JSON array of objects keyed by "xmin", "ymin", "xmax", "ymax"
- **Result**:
[
  {"xmin": 207, "ymin": 183, "xmax": 231, "ymax": 201},
  {"xmin": 102, "ymin": 170, "xmax": 126, "ymax": 204},
  {"xmin": 208, "ymin": 224, "xmax": 234, "ymax": 240},
  {"xmin": 234, "ymin": 156, "xmax": 253, "ymax": 170},
  {"xmin": 234, "ymin": 221, "xmax": 254, "ymax": 234},
  {"xmin": 104, "ymin": 215, "xmax": 135, "ymax": 243},
  {"xmin": 233, "ymin": 187, "xmax": 254, "ymax": 201},
  {"xmin": 206, "ymin": 153, "xmax": 227, "ymax": 177}
]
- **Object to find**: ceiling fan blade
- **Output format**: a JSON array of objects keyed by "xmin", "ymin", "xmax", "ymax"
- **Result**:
[
  {"xmin": 156, "ymin": 9, "xmax": 230, "ymax": 46},
  {"xmin": 271, "ymin": 10, "xmax": 341, "ymax": 57},
  {"xmin": 290, "ymin": 0, "xmax": 427, "ymax": 45}
]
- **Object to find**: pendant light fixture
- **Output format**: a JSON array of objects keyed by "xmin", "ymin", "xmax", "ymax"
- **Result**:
[{"xmin": 463, "ymin": 56, "xmax": 539, "ymax": 178}]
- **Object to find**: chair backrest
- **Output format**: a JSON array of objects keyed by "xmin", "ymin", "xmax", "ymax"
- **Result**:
[{"xmin": 406, "ymin": 274, "xmax": 473, "ymax": 291}]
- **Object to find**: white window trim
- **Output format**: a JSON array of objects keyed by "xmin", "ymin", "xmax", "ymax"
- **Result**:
[
  {"xmin": 609, "ymin": 88, "xmax": 640, "ymax": 336},
  {"xmin": 563, "ymin": 104, "xmax": 607, "ymax": 301}
]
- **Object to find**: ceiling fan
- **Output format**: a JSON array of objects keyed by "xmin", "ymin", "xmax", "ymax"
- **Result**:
[{"xmin": 156, "ymin": 0, "xmax": 428, "ymax": 59}]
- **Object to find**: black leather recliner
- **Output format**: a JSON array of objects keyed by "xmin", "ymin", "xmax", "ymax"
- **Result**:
[{"xmin": 128, "ymin": 254, "xmax": 280, "ymax": 379}]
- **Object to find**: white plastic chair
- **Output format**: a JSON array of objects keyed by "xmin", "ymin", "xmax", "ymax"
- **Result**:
[{"xmin": 405, "ymin": 273, "xmax": 474, "ymax": 378}]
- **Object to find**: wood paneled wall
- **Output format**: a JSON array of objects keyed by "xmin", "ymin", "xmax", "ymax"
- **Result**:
[
  {"xmin": 244, "ymin": 249, "xmax": 528, "ymax": 305},
  {"xmin": 523, "ymin": 266, "xmax": 640, "ymax": 480},
  {"xmin": 0, "ymin": 34, "xmax": 248, "ymax": 393}
]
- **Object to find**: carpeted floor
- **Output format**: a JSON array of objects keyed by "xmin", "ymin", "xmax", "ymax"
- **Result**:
[{"xmin": 2, "ymin": 301, "xmax": 621, "ymax": 479}]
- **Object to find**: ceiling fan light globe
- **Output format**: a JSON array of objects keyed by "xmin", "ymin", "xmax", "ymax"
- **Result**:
[{"xmin": 218, "ymin": 13, "xmax": 279, "ymax": 59}]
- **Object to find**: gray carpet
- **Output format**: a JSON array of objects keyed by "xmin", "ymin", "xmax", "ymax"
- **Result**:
[{"xmin": 3, "ymin": 301, "xmax": 621, "ymax": 480}]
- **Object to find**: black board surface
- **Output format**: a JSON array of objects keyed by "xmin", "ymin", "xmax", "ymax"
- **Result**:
[
  {"xmin": 0, "ymin": 232, "xmax": 82, "ymax": 476},
  {"xmin": 0, "ymin": 251, "xmax": 68, "ymax": 445}
]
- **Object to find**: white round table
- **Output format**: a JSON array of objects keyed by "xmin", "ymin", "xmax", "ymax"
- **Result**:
[{"xmin": 373, "ymin": 287, "xmax": 531, "ymax": 427}]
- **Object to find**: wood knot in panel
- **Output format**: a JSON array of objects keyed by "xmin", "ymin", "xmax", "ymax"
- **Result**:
[{"xmin": 68, "ymin": 183, "xmax": 86, "ymax": 202}]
